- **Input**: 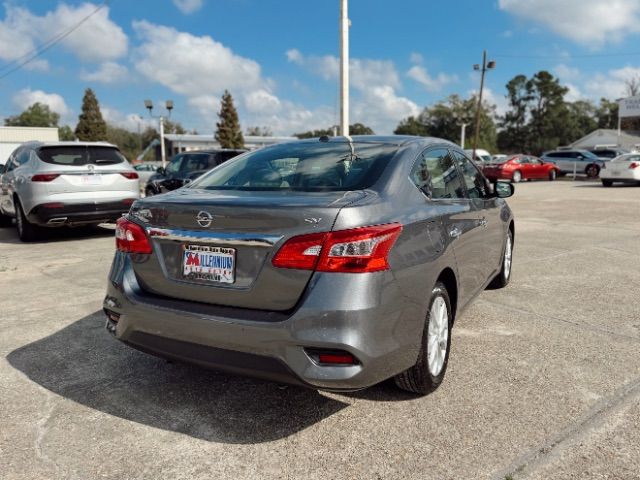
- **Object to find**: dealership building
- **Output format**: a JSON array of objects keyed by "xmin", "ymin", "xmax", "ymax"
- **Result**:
[{"xmin": 0, "ymin": 126, "xmax": 59, "ymax": 165}]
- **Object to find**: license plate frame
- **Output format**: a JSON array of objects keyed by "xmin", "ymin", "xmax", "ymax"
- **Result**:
[
  {"xmin": 182, "ymin": 244, "xmax": 236, "ymax": 284},
  {"xmin": 81, "ymin": 174, "xmax": 102, "ymax": 185}
]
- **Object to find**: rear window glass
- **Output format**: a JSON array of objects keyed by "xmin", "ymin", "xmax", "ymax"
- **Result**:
[
  {"xmin": 189, "ymin": 142, "xmax": 398, "ymax": 191},
  {"xmin": 37, "ymin": 146, "xmax": 126, "ymax": 166}
]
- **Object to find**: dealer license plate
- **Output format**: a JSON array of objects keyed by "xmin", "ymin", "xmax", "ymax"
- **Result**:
[
  {"xmin": 182, "ymin": 245, "xmax": 235, "ymax": 284},
  {"xmin": 81, "ymin": 174, "xmax": 102, "ymax": 185}
]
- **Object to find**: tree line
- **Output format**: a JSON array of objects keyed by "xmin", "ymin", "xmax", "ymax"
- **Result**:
[{"xmin": 394, "ymin": 70, "xmax": 636, "ymax": 155}]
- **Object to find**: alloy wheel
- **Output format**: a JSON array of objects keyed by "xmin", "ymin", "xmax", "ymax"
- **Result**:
[
  {"xmin": 504, "ymin": 233, "xmax": 512, "ymax": 280},
  {"xmin": 427, "ymin": 296, "xmax": 449, "ymax": 377}
]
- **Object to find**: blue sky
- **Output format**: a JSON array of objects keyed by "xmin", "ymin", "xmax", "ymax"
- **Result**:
[{"xmin": 2, "ymin": 0, "xmax": 640, "ymax": 135}]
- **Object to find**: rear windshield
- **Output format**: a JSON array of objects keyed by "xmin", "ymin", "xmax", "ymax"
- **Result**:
[
  {"xmin": 189, "ymin": 142, "xmax": 398, "ymax": 191},
  {"xmin": 37, "ymin": 146, "xmax": 126, "ymax": 166}
]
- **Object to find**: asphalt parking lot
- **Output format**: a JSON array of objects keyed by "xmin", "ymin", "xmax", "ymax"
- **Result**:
[{"xmin": 1, "ymin": 180, "xmax": 639, "ymax": 480}]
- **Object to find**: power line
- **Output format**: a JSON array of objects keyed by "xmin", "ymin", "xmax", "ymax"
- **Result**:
[
  {"xmin": 0, "ymin": 0, "xmax": 109, "ymax": 80},
  {"xmin": 494, "ymin": 52, "xmax": 640, "ymax": 60}
]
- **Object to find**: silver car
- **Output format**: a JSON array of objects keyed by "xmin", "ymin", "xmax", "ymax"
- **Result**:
[
  {"xmin": 0, "ymin": 141, "xmax": 140, "ymax": 241},
  {"xmin": 104, "ymin": 136, "xmax": 515, "ymax": 394},
  {"xmin": 540, "ymin": 149, "xmax": 606, "ymax": 177}
]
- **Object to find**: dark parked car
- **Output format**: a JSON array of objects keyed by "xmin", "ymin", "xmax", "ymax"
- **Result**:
[
  {"xmin": 104, "ymin": 136, "xmax": 515, "ymax": 395},
  {"xmin": 145, "ymin": 149, "xmax": 246, "ymax": 196},
  {"xmin": 589, "ymin": 147, "xmax": 628, "ymax": 159}
]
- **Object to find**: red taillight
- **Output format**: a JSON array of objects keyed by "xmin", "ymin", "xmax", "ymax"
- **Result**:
[
  {"xmin": 318, "ymin": 353, "xmax": 356, "ymax": 365},
  {"xmin": 630, "ymin": 162, "xmax": 639, "ymax": 169},
  {"xmin": 272, "ymin": 223, "xmax": 402, "ymax": 273},
  {"xmin": 31, "ymin": 173, "xmax": 60, "ymax": 182},
  {"xmin": 41, "ymin": 202, "xmax": 65, "ymax": 209},
  {"xmin": 115, "ymin": 217, "xmax": 152, "ymax": 254},
  {"xmin": 121, "ymin": 198, "xmax": 136, "ymax": 205},
  {"xmin": 120, "ymin": 172, "xmax": 139, "ymax": 180},
  {"xmin": 272, "ymin": 231, "xmax": 328, "ymax": 270}
]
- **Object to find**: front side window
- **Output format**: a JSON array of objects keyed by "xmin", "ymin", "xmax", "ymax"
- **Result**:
[
  {"xmin": 410, "ymin": 148, "xmax": 465, "ymax": 199},
  {"xmin": 451, "ymin": 151, "xmax": 488, "ymax": 199},
  {"xmin": 190, "ymin": 142, "xmax": 398, "ymax": 191},
  {"xmin": 166, "ymin": 155, "xmax": 184, "ymax": 174},
  {"xmin": 182, "ymin": 154, "xmax": 214, "ymax": 172}
]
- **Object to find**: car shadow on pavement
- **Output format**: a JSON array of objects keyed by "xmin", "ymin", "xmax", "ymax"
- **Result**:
[
  {"xmin": 0, "ymin": 224, "xmax": 114, "ymax": 245},
  {"xmin": 7, "ymin": 311, "xmax": 348, "ymax": 444}
]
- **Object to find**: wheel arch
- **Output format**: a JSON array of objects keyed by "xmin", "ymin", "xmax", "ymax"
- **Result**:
[{"xmin": 436, "ymin": 267, "xmax": 458, "ymax": 321}]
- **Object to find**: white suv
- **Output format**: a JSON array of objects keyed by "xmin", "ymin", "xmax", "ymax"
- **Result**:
[{"xmin": 0, "ymin": 141, "xmax": 140, "ymax": 241}]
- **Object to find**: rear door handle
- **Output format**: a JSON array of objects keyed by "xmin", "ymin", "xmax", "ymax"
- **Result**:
[{"xmin": 449, "ymin": 226, "xmax": 462, "ymax": 239}]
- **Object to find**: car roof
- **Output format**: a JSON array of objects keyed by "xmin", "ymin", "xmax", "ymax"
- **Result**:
[
  {"xmin": 176, "ymin": 148, "xmax": 247, "ymax": 154},
  {"xmin": 278, "ymin": 135, "xmax": 457, "ymax": 149},
  {"xmin": 23, "ymin": 141, "xmax": 118, "ymax": 149}
]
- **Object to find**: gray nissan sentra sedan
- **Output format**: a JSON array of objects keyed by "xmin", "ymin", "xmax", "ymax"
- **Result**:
[{"xmin": 104, "ymin": 136, "xmax": 515, "ymax": 394}]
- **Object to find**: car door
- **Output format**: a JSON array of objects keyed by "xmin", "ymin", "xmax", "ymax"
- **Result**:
[
  {"xmin": 413, "ymin": 147, "xmax": 486, "ymax": 306},
  {"xmin": 0, "ymin": 149, "xmax": 29, "ymax": 216},
  {"xmin": 518, "ymin": 156, "xmax": 535, "ymax": 180},
  {"xmin": 450, "ymin": 150, "xmax": 505, "ymax": 285},
  {"xmin": 530, "ymin": 157, "xmax": 546, "ymax": 179},
  {"xmin": 160, "ymin": 154, "xmax": 185, "ymax": 192}
]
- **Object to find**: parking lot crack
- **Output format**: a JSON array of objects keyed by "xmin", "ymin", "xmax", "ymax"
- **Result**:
[
  {"xmin": 493, "ymin": 376, "xmax": 640, "ymax": 479},
  {"xmin": 34, "ymin": 392, "xmax": 64, "ymax": 476}
]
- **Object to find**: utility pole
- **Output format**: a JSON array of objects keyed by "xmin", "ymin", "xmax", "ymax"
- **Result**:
[
  {"xmin": 460, "ymin": 123, "xmax": 467, "ymax": 149},
  {"xmin": 339, "ymin": 0, "xmax": 350, "ymax": 137},
  {"xmin": 472, "ymin": 50, "xmax": 495, "ymax": 160}
]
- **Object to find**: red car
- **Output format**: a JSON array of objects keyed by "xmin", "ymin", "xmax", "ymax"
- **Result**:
[{"xmin": 482, "ymin": 155, "xmax": 560, "ymax": 183}]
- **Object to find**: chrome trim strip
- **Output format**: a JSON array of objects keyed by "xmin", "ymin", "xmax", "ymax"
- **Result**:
[{"xmin": 146, "ymin": 227, "xmax": 282, "ymax": 247}]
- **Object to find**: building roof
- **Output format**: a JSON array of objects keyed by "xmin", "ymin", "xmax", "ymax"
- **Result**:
[{"xmin": 570, "ymin": 129, "xmax": 640, "ymax": 150}]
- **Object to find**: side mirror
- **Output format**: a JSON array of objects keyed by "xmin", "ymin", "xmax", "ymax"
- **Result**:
[
  {"xmin": 156, "ymin": 166, "xmax": 166, "ymax": 176},
  {"xmin": 494, "ymin": 181, "xmax": 514, "ymax": 198}
]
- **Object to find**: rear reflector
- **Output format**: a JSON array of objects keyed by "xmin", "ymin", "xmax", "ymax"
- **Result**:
[
  {"xmin": 272, "ymin": 223, "xmax": 402, "ymax": 273},
  {"xmin": 115, "ymin": 217, "xmax": 152, "ymax": 254},
  {"xmin": 40, "ymin": 202, "xmax": 65, "ymax": 209},
  {"xmin": 120, "ymin": 172, "xmax": 139, "ymax": 180},
  {"xmin": 121, "ymin": 198, "xmax": 136, "ymax": 205},
  {"xmin": 630, "ymin": 162, "xmax": 639, "ymax": 169},
  {"xmin": 31, "ymin": 173, "xmax": 60, "ymax": 182},
  {"xmin": 305, "ymin": 349, "xmax": 358, "ymax": 365}
]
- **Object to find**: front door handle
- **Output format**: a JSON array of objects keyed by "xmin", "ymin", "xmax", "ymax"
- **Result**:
[
  {"xmin": 449, "ymin": 226, "xmax": 462, "ymax": 239},
  {"xmin": 478, "ymin": 217, "xmax": 488, "ymax": 227}
]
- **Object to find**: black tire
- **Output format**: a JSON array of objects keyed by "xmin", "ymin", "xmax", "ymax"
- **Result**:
[
  {"xmin": 512, "ymin": 170, "xmax": 522, "ymax": 183},
  {"xmin": 602, "ymin": 180, "xmax": 613, "ymax": 187},
  {"xmin": 488, "ymin": 228, "xmax": 513, "ymax": 289},
  {"xmin": 549, "ymin": 170, "xmax": 557, "ymax": 181},
  {"xmin": 394, "ymin": 282, "xmax": 452, "ymax": 395},
  {"xmin": 15, "ymin": 198, "xmax": 40, "ymax": 242},
  {"xmin": 586, "ymin": 164, "xmax": 600, "ymax": 178}
]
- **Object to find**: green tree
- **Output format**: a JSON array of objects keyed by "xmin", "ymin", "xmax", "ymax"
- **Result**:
[
  {"xmin": 59, "ymin": 125, "xmax": 75, "ymax": 141},
  {"xmin": 566, "ymin": 100, "xmax": 597, "ymax": 142},
  {"xmin": 526, "ymin": 71, "xmax": 571, "ymax": 154},
  {"xmin": 293, "ymin": 127, "xmax": 334, "ymax": 139},
  {"xmin": 497, "ymin": 75, "xmax": 531, "ymax": 153},
  {"xmin": 349, "ymin": 123, "xmax": 375, "ymax": 135},
  {"xmin": 163, "ymin": 119, "xmax": 186, "ymax": 135},
  {"xmin": 5, "ymin": 102, "xmax": 60, "ymax": 127},
  {"xmin": 105, "ymin": 125, "xmax": 142, "ymax": 161},
  {"xmin": 215, "ymin": 90, "xmax": 244, "ymax": 148},
  {"xmin": 596, "ymin": 98, "xmax": 618, "ymax": 129},
  {"xmin": 75, "ymin": 88, "xmax": 107, "ymax": 141},
  {"xmin": 394, "ymin": 116, "xmax": 429, "ymax": 136},
  {"xmin": 246, "ymin": 126, "xmax": 273, "ymax": 136}
]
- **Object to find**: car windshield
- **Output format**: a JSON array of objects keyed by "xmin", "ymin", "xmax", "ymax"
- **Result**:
[
  {"xmin": 189, "ymin": 142, "xmax": 398, "ymax": 191},
  {"xmin": 37, "ymin": 146, "xmax": 126, "ymax": 166}
]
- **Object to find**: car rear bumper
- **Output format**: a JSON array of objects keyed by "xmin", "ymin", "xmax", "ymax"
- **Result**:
[
  {"xmin": 28, "ymin": 200, "xmax": 136, "ymax": 226},
  {"xmin": 104, "ymin": 253, "xmax": 422, "ymax": 391}
]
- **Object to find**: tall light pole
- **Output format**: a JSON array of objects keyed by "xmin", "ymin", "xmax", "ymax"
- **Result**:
[
  {"xmin": 144, "ymin": 99, "xmax": 174, "ymax": 168},
  {"xmin": 339, "ymin": 0, "xmax": 350, "ymax": 137},
  {"xmin": 460, "ymin": 123, "xmax": 468, "ymax": 149},
  {"xmin": 472, "ymin": 50, "xmax": 495, "ymax": 160}
]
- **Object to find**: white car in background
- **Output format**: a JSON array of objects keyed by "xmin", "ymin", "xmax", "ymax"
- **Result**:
[
  {"xmin": 600, "ymin": 153, "xmax": 640, "ymax": 187},
  {"xmin": 464, "ymin": 148, "xmax": 492, "ymax": 165}
]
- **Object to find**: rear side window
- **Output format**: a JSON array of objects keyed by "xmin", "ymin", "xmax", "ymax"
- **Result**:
[
  {"xmin": 411, "ymin": 148, "xmax": 465, "ymax": 199},
  {"xmin": 182, "ymin": 154, "xmax": 215, "ymax": 172},
  {"xmin": 37, "ymin": 146, "xmax": 125, "ymax": 166},
  {"xmin": 546, "ymin": 152, "xmax": 562, "ymax": 158},
  {"xmin": 190, "ymin": 142, "xmax": 398, "ymax": 191}
]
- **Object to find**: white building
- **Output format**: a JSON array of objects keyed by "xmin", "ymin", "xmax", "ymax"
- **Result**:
[
  {"xmin": 0, "ymin": 126, "xmax": 59, "ymax": 165},
  {"xmin": 163, "ymin": 134, "xmax": 296, "ymax": 157},
  {"xmin": 570, "ymin": 129, "xmax": 640, "ymax": 151}
]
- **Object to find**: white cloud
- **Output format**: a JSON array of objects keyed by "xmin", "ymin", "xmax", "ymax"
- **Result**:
[
  {"xmin": 564, "ymin": 83, "xmax": 584, "ymax": 102},
  {"xmin": 287, "ymin": 49, "xmax": 419, "ymax": 134},
  {"xmin": 244, "ymin": 89, "xmax": 282, "ymax": 114},
  {"xmin": 468, "ymin": 87, "xmax": 508, "ymax": 117},
  {"xmin": 585, "ymin": 66, "xmax": 640, "ymax": 99},
  {"xmin": 409, "ymin": 52, "xmax": 424, "ymax": 65},
  {"xmin": 133, "ymin": 21, "xmax": 264, "ymax": 97},
  {"xmin": 173, "ymin": 0, "xmax": 204, "ymax": 14},
  {"xmin": 101, "ymin": 106, "xmax": 155, "ymax": 131},
  {"xmin": 554, "ymin": 64, "xmax": 581, "ymax": 81},
  {"xmin": 12, "ymin": 88, "xmax": 71, "ymax": 121},
  {"xmin": 407, "ymin": 65, "xmax": 458, "ymax": 92},
  {"xmin": 80, "ymin": 62, "xmax": 128, "ymax": 84},
  {"xmin": 0, "ymin": 3, "xmax": 127, "ymax": 64},
  {"xmin": 499, "ymin": 0, "xmax": 640, "ymax": 46}
]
